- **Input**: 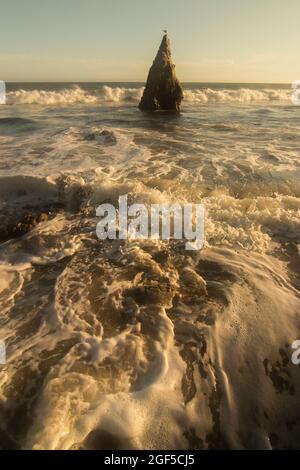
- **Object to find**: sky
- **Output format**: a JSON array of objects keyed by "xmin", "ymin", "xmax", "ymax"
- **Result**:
[{"xmin": 0, "ymin": 0, "xmax": 300, "ymax": 83}]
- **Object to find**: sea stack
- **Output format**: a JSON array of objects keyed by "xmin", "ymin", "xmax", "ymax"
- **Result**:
[{"xmin": 139, "ymin": 33, "xmax": 183, "ymax": 112}]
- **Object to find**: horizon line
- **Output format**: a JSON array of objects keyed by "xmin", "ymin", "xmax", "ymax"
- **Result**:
[{"xmin": 5, "ymin": 80, "xmax": 291, "ymax": 85}]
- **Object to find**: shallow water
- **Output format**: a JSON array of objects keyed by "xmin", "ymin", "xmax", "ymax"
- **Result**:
[{"xmin": 0, "ymin": 83, "xmax": 300, "ymax": 449}]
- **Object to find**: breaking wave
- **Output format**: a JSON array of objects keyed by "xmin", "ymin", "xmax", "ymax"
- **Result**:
[
  {"xmin": 184, "ymin": 87, "xmax": 292, "ymax": 104},
  {"xmin": 7, "ymin": 85, "xmax": 143, "ymax": 106},
  {"xmin": 7, "ymin": 85, "xmax": 291, "ymax": 106},
  {"xmin": 1, "ymin": 170, "xmax": 300, "ymax": 255},
  {"xmin": 98, "ymin": 85, "xmax": 143, "ymax": 103},
  {"xmin": 8, "ymin": 86, "xmax": 98, "ymax": 106},
  {"xmin": 184, "ymin": 88, "xmax": 291, "ymax": 104}
]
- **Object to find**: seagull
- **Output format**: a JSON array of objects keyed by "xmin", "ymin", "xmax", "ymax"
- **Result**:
[{"xmin": 163, "ymin": 29, "xmax": 168, "ymax": 34}]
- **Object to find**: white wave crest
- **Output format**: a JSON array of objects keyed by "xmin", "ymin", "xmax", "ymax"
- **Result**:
[
  {"xmin": 8, "ymin": 86, "xmax": 98, "ymax": 105},
  {"xmin": 7, "ymin": 85, "xmax": 291, "ymax": 106},
  {"xmin": 7, "ymin": 85, "xmax": 143, "ymax": 106},
  {"xmin": 184, "ymin": 87, "xmax": 291, "ymax": 103},
  {"xmin": 99, "ymin": 85, "xmax": 143, "ymax": 102}
]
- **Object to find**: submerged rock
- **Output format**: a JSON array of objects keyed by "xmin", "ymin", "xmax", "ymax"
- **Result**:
[
  {"xmin": 139, "ymin": 33, "xmax": 183, "ymax": 112},
  {"xmin": 0, "ymin": 208, "xmax": 62, "ymax": 242}
]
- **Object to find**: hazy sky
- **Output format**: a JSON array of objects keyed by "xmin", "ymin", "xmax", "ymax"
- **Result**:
[{"xmin": 1, "ymin": 0, "xmax": 300, "ymax": 82}]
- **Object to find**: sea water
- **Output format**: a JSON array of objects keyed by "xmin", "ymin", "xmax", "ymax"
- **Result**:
[{"xmin": 0, "ymin": 82, "xmax": 299, "ymax": 449}]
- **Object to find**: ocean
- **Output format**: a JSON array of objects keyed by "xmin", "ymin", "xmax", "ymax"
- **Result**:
[{"xmin": 0, "ymin": 82, "xmax": 300, "ymax": 449}]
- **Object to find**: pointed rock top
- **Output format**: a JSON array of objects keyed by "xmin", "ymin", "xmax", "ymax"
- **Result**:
[
  {"xmin": 159, "ymin": 33, "xmax": 170, "ymax": 53},
  {"xmin": 153, "ymin": 34, "xmax": 171, "ymax": 67}
]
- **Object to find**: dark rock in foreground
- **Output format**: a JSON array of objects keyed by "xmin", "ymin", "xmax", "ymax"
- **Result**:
[
  {"xmin": 139, "ymin": 34, "xmax": 183, "ymax": 112},
  {"xmin": 0, "ymin": 207, "xmax": 63, "ymax": 243}
]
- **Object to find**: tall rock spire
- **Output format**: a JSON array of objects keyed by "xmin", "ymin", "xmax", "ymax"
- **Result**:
[{"xmin": 139, "ymin": 33, "xmax": 183, "ymax": 112}]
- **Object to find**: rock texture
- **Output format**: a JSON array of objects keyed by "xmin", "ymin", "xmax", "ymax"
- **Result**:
[{"xmin": 139, "ymin": 34, "xmax": 183, "ymax": 112}]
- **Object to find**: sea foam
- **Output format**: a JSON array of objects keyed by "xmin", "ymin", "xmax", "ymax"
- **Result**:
[{"xmin": 7, "ymin": 85, "xmax": 292, "ymax": 105}]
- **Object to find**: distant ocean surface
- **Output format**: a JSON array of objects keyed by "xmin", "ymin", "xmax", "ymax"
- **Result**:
[{"xmin": 0, "ymin": 82, "xmax": 300, "ymax": 450}]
